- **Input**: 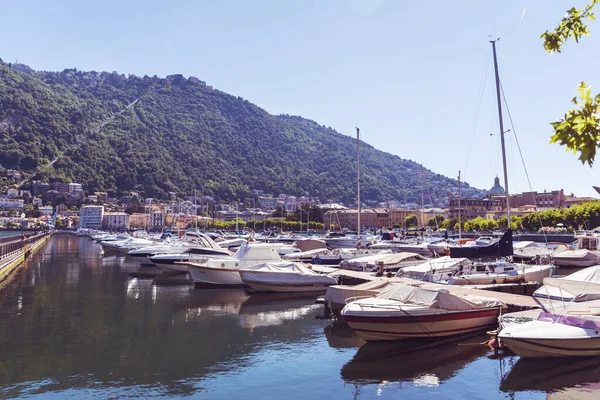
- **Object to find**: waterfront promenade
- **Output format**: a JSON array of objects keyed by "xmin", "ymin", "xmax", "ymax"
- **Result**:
[{"xmin": 0, "ymin": 232, "xmax": 51, "ymax": 284}]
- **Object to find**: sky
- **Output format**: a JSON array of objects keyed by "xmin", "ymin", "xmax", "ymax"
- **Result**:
[{"xmin": 1, "ymin": 0, "xmax": 599, "ymax": 198}]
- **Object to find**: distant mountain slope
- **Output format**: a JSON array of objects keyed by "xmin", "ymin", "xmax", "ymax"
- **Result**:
[{"xmin": 0, "ymin": 60, "xmax": 483, "ymax": 204}]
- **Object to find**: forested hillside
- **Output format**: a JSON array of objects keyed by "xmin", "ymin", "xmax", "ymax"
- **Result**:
[{"xmin": 0, "ymin": 60, "xmax": 483, "ymax": 204}]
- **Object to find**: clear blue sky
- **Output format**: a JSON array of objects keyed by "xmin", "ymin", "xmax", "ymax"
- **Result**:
[{"xmin": 1, "ymin": 0, "xmax": 598, "ymax": 197}]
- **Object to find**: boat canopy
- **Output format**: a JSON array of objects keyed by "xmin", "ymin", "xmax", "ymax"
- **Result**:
[
  {"xmin": 243, "ymin": 262, "xmax": 315, "ymax": 274},
  {"xmin": 376, "ymin": 285, "xmax": 505, "ymax": 311},
  {"xmin": 399, "ymin": 256, "xmax": 472, "ymax": 279},
  {"xmin": 541, "ymin": 277, "xmax": 600, "ymax": 298},
  {"xmin": 241, "ymin": 262, "xmax": 337, "ymax": 285},
  {"xmin": 324, "ymin": 280, "xmax": 392, "ymax": 309},
  {"xmin": 554, "ymin": 249, "xmax": 600, "ymax": 259},
  {"xmin": 534, "ymin": 266, "xmax": 600, "ymax": 301}
]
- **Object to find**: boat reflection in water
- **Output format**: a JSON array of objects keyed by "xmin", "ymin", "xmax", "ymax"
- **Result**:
[
  {"xmin": 171, "ymin": 288, "xmax": 251, "ymax": 322},
  {"xmin": 341, "ymin": 334, "xmax": 489, "ymax": 387},
  {"xmin": 238, "ymin": 292, "xmax": 321, "ymax": 331},
  {"xmin": 324, "ymin": 319, "xmax": 365, "ymax": 349},
  {"xmin": 500, "ymin": 356, "xmax": 600, "ymax": 396}
]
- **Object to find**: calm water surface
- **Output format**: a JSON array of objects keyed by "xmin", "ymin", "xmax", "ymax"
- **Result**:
[{"xmin": 0, "ymin": 235, "xmax": 599, "ymax": 399}]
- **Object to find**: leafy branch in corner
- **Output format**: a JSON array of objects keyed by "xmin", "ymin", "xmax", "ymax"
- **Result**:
[
  {"xmin": 541, "ymin": 0, "xmax": 598, "ymax": 53},
  {"xmin": 543, "ymin": 1, "xmax": 600, "ymax": 166},
  {"xmin": 551, "ymin": 82, "xmax": 600, "ymax": 166}
]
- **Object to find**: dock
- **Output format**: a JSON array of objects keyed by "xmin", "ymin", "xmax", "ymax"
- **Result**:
[{"xmin": 311, "ymin": 265, "xmax": 551, "ymax": 311}]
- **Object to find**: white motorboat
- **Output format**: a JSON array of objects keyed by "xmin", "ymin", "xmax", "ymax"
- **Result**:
[
  {"xmin": 324, "ymin": 234, "xmax": 376, "ymax": 249},
  {"xmin": 101, "ymin": 237, "xmax": 156, "ymax": 254},
  {"xmin": 127, "ymin": 232, "xmax": 227, "ymax": 261},
  {"xmin": 340, "ymin": 252, "xmax": 426, "ymax": 273},
  {"xmin": 149, "ymin": 247, "xmax": 233, "ymax": 274},
  {"xmin": 341, "ymin": 284, "xmax": 505, "ymax": 341},
  {"xmin": 533, "ymin": 265, "xmax": 600, "ymax": 302},
  {"xmin": 239, "ymin": 262, "xmax": 338, "ymax": 293},
  {"xmin": 183, "ymin": 243, "xmax": 285, "ymax": 286},
  {"xmin": 552, "ymin": 249, "xmax": 600, "ymax": 268},
  {"xmin": 499, "ymin": 312, "xmax": 600, "ymax": 358},
  {"xmin": 398, "ymin": 256, "xmax": 473, "ymax": 280},
  {"xmin": 500, "ymin": 277, "xmax": 600, "ymax": 357},
  {"xmin": 369, "ymin": 241, "xmax": 433, "ymax": 257},
  {"xmin": 447, "ymin": 262, "xmax": 554, "ymax": 285}
]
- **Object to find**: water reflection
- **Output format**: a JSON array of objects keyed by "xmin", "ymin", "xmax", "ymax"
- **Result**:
[
  {"xmin": 9, "ymin": 235, "xmax": 600, "ymax": 399},
  {"xmin": 341, "ymin": 334, "xmax": 489, "ymax": 386},
  {"xmin": 238, "ymin": 293, "xmax": 321, "ymax": 331},
  {"xmin": 500, "ymin": 356, "xmax": 600, "ymax": 395},
  {"xmin": 0, "ymin": 236, "xmax": 329, "ymax": 398},
  {"xmin": 324, "ymin": 319, "xmax": 365, "ymax": 349},
  {"xmin": 171, "ymin": 288, "xmax": 251, "ymax": 322}
]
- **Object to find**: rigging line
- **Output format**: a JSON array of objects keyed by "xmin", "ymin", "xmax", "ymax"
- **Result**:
[
  {"xmin": 463, "ymin": 47, "xmax": 492, "ymax": 180},
  {"xmin": 499, "ymin": 81, "xmax": 548, "ymax": 243}
]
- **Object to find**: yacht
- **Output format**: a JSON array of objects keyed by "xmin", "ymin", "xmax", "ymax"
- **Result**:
[
  {"xmin": 182, "ymin": 242, "xmax": 285, "ymax": 286},
  {"xmin": 149, "ymin": 246, "xmax": 233, "ymax": 274}
]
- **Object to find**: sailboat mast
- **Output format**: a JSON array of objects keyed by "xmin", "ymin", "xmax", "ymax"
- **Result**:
[
  {"xmin": 491, "ymin": 39, "xmax": 511, "ymax": 227},
  {"xmin": 420, "ymin": 166, "xmax": 425, "ymax": 229},
  {"xmin": 356, "ymin": 127, "xmax": 361, "ymax": 249},
  {"xmin": 458, "ymin": 170, "xmax": 461, "ymax": 240}
]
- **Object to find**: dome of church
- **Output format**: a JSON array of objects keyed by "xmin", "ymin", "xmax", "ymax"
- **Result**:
[{"xmin": 489, "ymin": 176, "xmax": 505, "ymax": 195}]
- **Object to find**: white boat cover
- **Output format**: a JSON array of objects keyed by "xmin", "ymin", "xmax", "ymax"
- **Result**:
[
  {"xmin": 514, "ymin": 246, "xmax": 553, "ymax": 258},
  {"xmin": 240, "ymin": 262, "xmax": 338, "ymax": 285},
  {"xmin": 375, "ymin": 284, "xmax": 505, "ymax": 311},
  {"xmin": 553, "ymin": 249, "xmax": 600, "ymax": 261},
  {"xmin": 539, "ymin": 276, "xmax": 600, "ymax": 299},
  {"xmin": 534, "ymin": 266, "xmax": 600, "ymax": 301},
  {"xmin": 324, "ymin": 280, "xmax": 392, "ymax": 309},
  {"xmin": 399, "ymin": 256, "xmax": 472, "ymax": 279}
]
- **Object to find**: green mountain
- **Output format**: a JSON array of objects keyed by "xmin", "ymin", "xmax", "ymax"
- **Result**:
[{"xmin": 0, "ymin": 60, "xmax": 483, "ymax": 204}]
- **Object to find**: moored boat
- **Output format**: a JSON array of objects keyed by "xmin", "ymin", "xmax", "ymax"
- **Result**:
[
  {"xmin": 182, "ymin": 242, "xmax": 285, "ymax": 287},
  {"xmin": 239, "ymin": 262, "xmax": 338, "ymax": 293},
  {"xmin": 499, "ymin": 277, "xmax": 600, "ymax": 357},
  {"xmin": 341, "ymin": 285, "xmax": 505, "ymax": 341}
]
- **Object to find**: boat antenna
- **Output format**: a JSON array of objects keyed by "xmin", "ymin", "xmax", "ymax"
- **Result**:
[
  {"xmin": 356, "ymin": 126, "xmax": 361, "ymax": 249},
  {"xmin": 490, "ymin": 39, "xmax": 511, "ymax": 228}
]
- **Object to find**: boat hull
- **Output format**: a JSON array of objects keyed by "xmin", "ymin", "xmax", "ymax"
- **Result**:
[
  {"xmin": 500, "ymin": 336, "xmax": 600, "ymax": 358},
  {"xmin": 188, "ymin": 265, "xmax": 244, "ymax": 287},
  {"xmin": 343, "ymin": 309, "xmax": 501, "ymax": 341},
  {"xmin": 155, "ymin": 262, "xmax": 190, "ymax": 274},
  {"xmin": 243, "ymin": 280, "xmax": 333, "ymax": 293}
]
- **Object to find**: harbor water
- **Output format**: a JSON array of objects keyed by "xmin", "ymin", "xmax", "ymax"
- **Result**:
[{"xmin": 0, "ymin": 235, "xmax": 598, "ymax": 399}]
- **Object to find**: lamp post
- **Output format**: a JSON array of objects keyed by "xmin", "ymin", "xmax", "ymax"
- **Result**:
[{"xmin": 20, "ymin": 212, "xmax": 25, "ymax": 240}]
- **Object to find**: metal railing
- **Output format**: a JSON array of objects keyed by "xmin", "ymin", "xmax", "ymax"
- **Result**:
[{"xmin": 0, "ymin": 233, "xmax": 49, "ymax": 259}]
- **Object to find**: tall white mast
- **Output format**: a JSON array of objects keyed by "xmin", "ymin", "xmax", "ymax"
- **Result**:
[
  {"xmin": 356, "ymin": 127, "xmax": 361, "ymax": 249},
  {"xmin": 458, "ymin": 170, "xmax": 461, "ymax": 240},
  {"xmin": 491, "ymin": 39, "xmax": 511, "ymax": 228},
  {"xmin": 194, "ymin": 190, "xmax": 198, "ymax": 232}
]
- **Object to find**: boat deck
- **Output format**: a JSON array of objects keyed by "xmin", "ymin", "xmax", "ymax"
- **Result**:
[{"xmin": 311, "ymin": 265, "xmax": 550, "ymax": 311}]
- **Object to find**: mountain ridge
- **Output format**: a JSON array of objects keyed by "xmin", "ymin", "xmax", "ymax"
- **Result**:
[{"xmin": 0, "ymin": 59, "xmax": 485, "ymax": 204}]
